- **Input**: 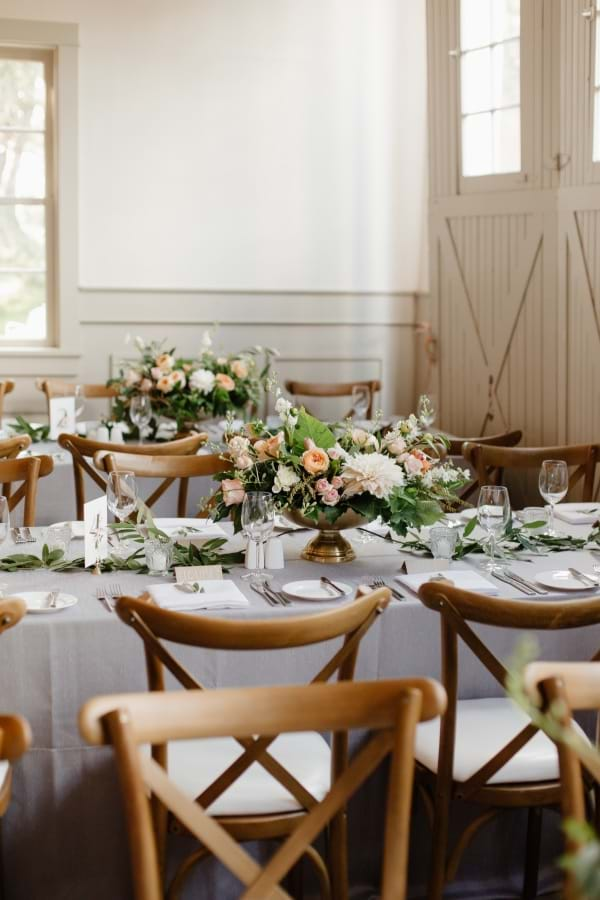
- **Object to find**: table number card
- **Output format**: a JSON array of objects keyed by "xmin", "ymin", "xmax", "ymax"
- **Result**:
[
  {"xmin": 84, "ymin": 496, "xmax": 108, "ymax": 568},
  {"xmin": 49, "ymin": 396, "xmax": 76, "ymax": 440}
]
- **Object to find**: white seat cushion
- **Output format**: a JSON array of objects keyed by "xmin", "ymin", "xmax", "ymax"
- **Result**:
[
  {"xmin": 415, "ymin": 697, "xmax": 589, "ymax": 785},
  {"xmin": 164, "ymin": 732, "xmax": 331, "ymax": 817}
]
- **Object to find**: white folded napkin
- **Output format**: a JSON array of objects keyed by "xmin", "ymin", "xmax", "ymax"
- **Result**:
[
  {"xmin": 553, "ymin": 503, "xmax": 600, "ymax": 525},
  {"xmin": 396, "ymin": 568, "xmax": 499, "ymax": 596},
  {"xmin": 147, "ymin": 580, "xmax": 249, "ymax": 612},
  {"xmin": 153, "ymin": 518, "xmax": 228, "ymax": 539}
]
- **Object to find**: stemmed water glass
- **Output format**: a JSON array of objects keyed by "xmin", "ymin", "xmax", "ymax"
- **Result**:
[
  {"xmin": 477, "ymin": 485, "xmax": 511, "ymax": 570},
  {"xmin": 240, "ymin": 491, "xmax": 275, "ymax": 584},
  {"xmin": 73, "ymin": 385, "xmax": 85, "ymax": 422},
  {"xmin": 417, "ymin": 394, "xmax": 436, "ymax": 428},
  {"xmin": 129, "ymin": 394, "xmax": 152, "ymax": 443},
  {"xmin": 539, "ymin": 459, "xmax": 568, "ymax": 536},
  {"xmin": 106, "ymin": 472, "xmax": 138, "ymax": 523},
  {"xmin": 351, "ymin": 385, "xmax": 370, "ymax": 421}
]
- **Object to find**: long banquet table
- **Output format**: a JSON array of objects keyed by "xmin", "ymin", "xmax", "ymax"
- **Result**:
[{"xmin": 2, "ymin": 521, "xmax": 600, "ymax": 899}]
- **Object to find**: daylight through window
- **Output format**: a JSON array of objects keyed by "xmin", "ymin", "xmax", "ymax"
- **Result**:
[
  {"xmin": 460, "ymin": 0, "xmax": 521, "ymax": 178},
  {"xmin": 0, "ymin": 48, "xmax": 54, "ymax": 343}
]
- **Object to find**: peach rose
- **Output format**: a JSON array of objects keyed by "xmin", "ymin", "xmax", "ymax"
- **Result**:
[
  {"xmin": 169, "ymin": 370, "xmax": 186, "ymax": 388},
  {"xmin": 140, "ymin": 378, "xmax": 153, "ymax": 392},
  {"xmin": 215, "ymin": 373, "xmax": 235, "ymax": 391},
  {"xmin": 155, "ymin": 353, "xmax": 174, "ymax": 372},
  {"xmin": 302, "ymin": 446, "xmax": 329, "ymax": 475},
  {"xmin": 234, "ymin": 452, "xmax": 254, "ymax": 471},
  {"xmin": 222, "ymin": 478, "xmax": 245, "ymax": 506},
  {"xmin": 156, "ymin": 375, "xmax": 174, "ymax": 393},
  {"xmin": 254, "ymin": 432, "xmax": 284, "ymax": 461},
  {"xmin": 231, "ymin": 359, "xmax": 248, "ymax": 379}
]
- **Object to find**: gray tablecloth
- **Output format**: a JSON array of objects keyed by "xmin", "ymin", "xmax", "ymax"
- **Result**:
[{"xmin": 2, "ymin": 524, "xmax": 600, "ymax": 899}]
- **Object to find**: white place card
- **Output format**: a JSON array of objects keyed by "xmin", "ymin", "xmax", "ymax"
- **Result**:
[
  {"xmin": 174, "ymin": 565, "xmax": 223, "ymax": 583},
  {"xmin": 49, "ymin": 396, "xmax": 76, "ymax": 440},
  {"xmin": 84, "ymin": 496, "xmax": 108, "ymax": 568}
]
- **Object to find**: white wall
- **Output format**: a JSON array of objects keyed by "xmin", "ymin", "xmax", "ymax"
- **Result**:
[{"xmin": 0, "ymin": 0, "xmax": 428, "ymax": 415}]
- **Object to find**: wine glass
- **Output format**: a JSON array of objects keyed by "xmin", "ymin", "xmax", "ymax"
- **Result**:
[
  {"xmin": 129, "ymin": 394, "xmax": 152, "ymax": 443},
  {"xmin": 539, "ymin": 459, "xmax": 568, "ymax": 536},
  {"xmin": 0, "ymin": 497, "xmax": 9, "ymax": 547},
  {"xmin": 240, "ymin": 491, "xmax": 275, "ymax": 584},
  {"xmin": 106, "ymin": 471, "xmax": 138, "ymax": 523},
  {"xmin": 417, "ymin": 394, "xmax": 436, "ymax": 429},
  {"xmin": 351, "ymin": 385, "xmax": 370, "ymax": 421},
  {"xmin": 73, "ymin": 385, "xmax": 85, "ymax": 421},
  {"xmin": 477, "ymin": 485, "xmax": 511, "ymax": 570}
]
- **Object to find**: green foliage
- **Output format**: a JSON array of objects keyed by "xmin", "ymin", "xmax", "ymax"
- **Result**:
[
  {"xmin": 291, "ymin": 409, "xmax": 336, "ymax": 453},
  {"xmin": 9, "ymin": 416, "xmax": 50, "ymax": 442}
]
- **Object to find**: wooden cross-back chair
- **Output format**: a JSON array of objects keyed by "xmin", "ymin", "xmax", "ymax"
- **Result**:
[
  {"xmin": 113, "ymin": 587, "xmax": 392, "ymax": 900},
  {"xmin": 80, "ymin": 677, "xmax": 446, "ymax": 900},
  {"xmin": 283, "ymin": 380, "xmax": 381, "ymax": 419},
  {"xmin": 462, "ymin": 442, "xmax": 600, "ymax": 503},
  {"xmin": 93, "ymin": 451, "xmax": 231, "ymax": 518},
  {"xmin": 0, "ymin": 381, "xmax": 15, "ymax": 421},
  {"xmin": 0, "ymin": 455, "xmax": 53, "ymax": 526},
  {"xmin": 0, "ymin": 435, "xmax": 32, "ymax": 461},
  {"xmin": 524, "ymin": 661, "xmax": 600, "ymax": 900},
  {"xmin": 446, "ymin": 430, "xmax": 522, "ymax": 502},
  {"xmin": 35, "ymin": 377, "xmax": 117, "ymax": 410},
  {"xmin": 416, "ymin": 580, "xmax": 600, "ymax": 900},
  {"xmin": 57, "ymin": 432, "xmax": 207, "ymax": 519}
]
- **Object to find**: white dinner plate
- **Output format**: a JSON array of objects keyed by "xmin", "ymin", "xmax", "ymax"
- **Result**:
[
  {"xmin": 17, "ymin": 592, "xmax": 78, "ymax": 614},
  {"xmin": 281, "ymin": 579, "xmax": 353, "ymax": 601},
  {"xmin": 535, "ymin": 570, "xmax": 599, "ymax": 592},
  {"xmin": 53, "ymin": 521, "xmax": 85, "ymax": 538}
]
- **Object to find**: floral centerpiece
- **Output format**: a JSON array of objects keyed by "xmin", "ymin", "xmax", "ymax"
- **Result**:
[
  {"xmin": 211, "ymin": 395, "xmax": 470, "ymax": 563},
  {"xmin": 109, "ymin": 333, "xmax": 277, "ymax": 438}
]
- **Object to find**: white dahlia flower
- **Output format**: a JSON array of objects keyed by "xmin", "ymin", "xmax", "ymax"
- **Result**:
[
  {"xmin": 341, "ymin": 452, "xmax": 405, "ymax": 500},
  {"xmin": 189, "ymin": 368, "xmax": 216, "ymax": 394}
]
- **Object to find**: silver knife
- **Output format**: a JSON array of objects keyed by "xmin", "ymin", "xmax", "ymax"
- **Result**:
[
  {"xmin": 504, "ymin": 569, "xmax": 548, "ymax": 595},
  {"xmin": 250, "ymin": 584, "xmax": 277, "ymax": 607},
  {"xmin": 568, "ymin": 567, "xmax": 598, "ymax": 588},
  {"xmin": 491, "ymin": 570, "xmax": 536, "ymax": 595}
]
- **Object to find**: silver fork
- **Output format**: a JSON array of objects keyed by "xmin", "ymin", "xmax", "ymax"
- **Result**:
[
  {"xmin": 370, "ymin": 576, "xmax": 406, "ymax": 602},
  {"xmin": 95, "ymin": 587, "xmax": 112, "ymax": 613},
  {"xmin": 12, "ymin": 527, "xmax": 36, "ymax": 544}
]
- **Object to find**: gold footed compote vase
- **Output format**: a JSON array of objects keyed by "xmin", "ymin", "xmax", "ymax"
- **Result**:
[{"xmin": 283, "ymin": 509, "xmax": 368, "ymax": 564}]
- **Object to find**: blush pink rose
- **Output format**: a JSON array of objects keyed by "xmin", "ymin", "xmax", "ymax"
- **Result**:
[
  {"xmin": 140, "ymin": 378, "xmax": 153, "ymax": 392},
  {"xmin": 150, "ymin": 366, "xmax": 162, "ymax": 380},
  {"xmin": 315, "ymin": 478, "xmax": 331, "ymax": 493},
  {"xmin": 322, "ymin": 488, "xmax": 340, "ymax": 506},
  {"xmin": 222, "ymin": 478, "xmax": 245, "ymax": 506},
  {"xmin": 331, "ymin": 475, "xmax": 343, "ymax": 489},
  {"xmin": 302, "ymin": 447, "xmax": 330, "ymax": 475},
  {"xmin": 303, "ymin": 438, "xmax": 316, "ymax": 450},
  {"xmin": 215, "ymin": 373, "xmax": 235, "ymax": 391},
  {"xmin": 124, "ymin": 369, "xmax": 141, "ymax": 387},
  {"xmin": 234, "ymin": 452, "xmax": 253, "ymax": 471},
  {"xmin": 327, "ymin": 446, "xmax": 342, "ymax": 460}
]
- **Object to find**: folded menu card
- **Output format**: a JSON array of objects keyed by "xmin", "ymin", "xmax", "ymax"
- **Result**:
[
  {"xmin": 147, "ymin": 580, "xmax": 249, "ymax": 612},
  {"xmin": 396, "ymin": 568, "xmax": 499, "ymax": 596},
  {"xmin": 49, "ymin": 396, "xmax": 75, "ymax": 440},
  {"xmin": 84, "ymin": 496, "xmax": 108, "ymax": 568},
  {"xmin": 554, "ymin": 503, "xmax": 600, "ymax": 525}
]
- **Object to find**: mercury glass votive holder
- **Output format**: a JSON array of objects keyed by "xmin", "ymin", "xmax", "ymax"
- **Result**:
[
  {"xmin": 520, "ymin": 507, "xmax": 548, "ymax": 535},
  {"xmin": 144, "ymin": 538, "xmax": 173, "ymax": 576},
  {"xmin": 45, "ymin": 524, "xmax": 72, "ymax": 556},
  {"xmin": 429, "ymin": 525, "xmax": 458, "ymax": 560}
]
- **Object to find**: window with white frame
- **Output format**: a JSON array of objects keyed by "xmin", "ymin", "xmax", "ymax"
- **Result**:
[
  {"xmin": 459, "ymin": 0, "xmax": 521, "ymax": 178},
  {"xmin": 0, "ymin": 47, "xmax": 54, "ymax": 344},
  {"xmin": 593, "ymin": 0, "xmax": 600, "ymax": 161}
]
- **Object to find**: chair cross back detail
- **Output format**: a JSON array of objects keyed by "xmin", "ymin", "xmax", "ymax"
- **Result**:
[
  {"xmin": 462, "ymin": 442, "xmax": 600, "ymax": 502},
  {"xmin": 117, "ymin": 588, "xmax": 390, "ymax": 813},
  {"xmin": 419, "ymin": 582, "xmax": 600, "ymax": 800},
  {"xmin": 57, "ymin": 432, "xmax": 207, "ymax": 519},
  {"xmin": 283, "ymin": 380, "xmax": 381, "ymax": 419},
  {"xmin": 0, "ymin": 456, "xmax": 54, "ymax": 526},
  {"xmin": 80, "ymin": 678, "xmax": 446, "ymax": 900}
]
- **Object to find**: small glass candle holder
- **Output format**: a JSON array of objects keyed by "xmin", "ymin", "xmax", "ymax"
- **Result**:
[
  {"xmin": 520, "ymin": 507, "xmax": 548, "ymax": 535},
  {"xmin": 144, "ymin": 538, "xmax": 173, "ymax": 576},
  {"xmin": 429, "ymin": 525, "xmax": 458, "ymax": 560},
  {"xmin": 45, "ymin": 524, "xmax": 72, "ymax": 556}
]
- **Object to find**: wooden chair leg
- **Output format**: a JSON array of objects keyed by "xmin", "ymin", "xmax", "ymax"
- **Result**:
[
  {"xmin": 522, "ymin": 806, "xmax": 542, "ymax": 900},
  {"xmin": 286, "ymin": 857, "xmax": 304, "ymax": 899},
  {"xmin": 427, "ymin": 788, "xmax": 451, "ymax": 900},
  {"xmin": 328, "ymin": 810, "xmax": 349, "ymax": 900}
]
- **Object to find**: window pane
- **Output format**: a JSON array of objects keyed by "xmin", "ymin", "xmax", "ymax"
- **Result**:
[
  {"xmin": 492, "ymin": 39, "xmax": 520, "ymax": 108},
  {"xmin": 0, "ymin": 272, "xmax": 46, "ymax": 340},
  {"xmin": 461, "ymin": 0, "xmax": 491, "ymax": 50},
  {"xmin": 461, "ymin": 48, "xmax": 492, "ymax": 114},
  {"xmin": 595, "ymin": 18, "xmax": 600, "ymax": 89},
  {"xmin": 0, "ymin": 204, "xmax": 46, "ymax": 270},
  {"xmin": 462, "ymin": 113, "xmax": 493, "ymax": 176},
  {"xmin": 0, "ymin": 59, "xmax": 45, "ymax": 130},
  {"xmin": 493, "ymin": 106, "xmax": 521, "ymax": 172},
  {"xmin": 0, "ymin": 131, "xmax": 45, "ymax": 198},
  {"xmin": 491, "ymin": 0, "xmax": 520, "ymax": 42},
  {"xmin": 594, "ymin": 90, "xmax": 600, "ymax": 162}
]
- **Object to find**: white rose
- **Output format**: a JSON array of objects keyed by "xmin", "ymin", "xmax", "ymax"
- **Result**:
[
  {"xmin": 273, "ymin": 465, "xmax": 300, "ymax": 493},
  {"xmin": 189, "ymin": 368, "xmax": 216, "ymax": 394},
  {"xmin": 351, "ymin": 428, "xmax": 378, "ymax": 450}
]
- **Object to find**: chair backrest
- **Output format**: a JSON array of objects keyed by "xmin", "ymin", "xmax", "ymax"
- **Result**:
[
  {"xmin": 79, "ymin": 677, "xmax": 446, "ymax": 900},
  {"xmin": 462, "ymin": 442, "xmax": 600, "ymax": 502},
  {"xmin": 284, "ymin": 380, "xmax": 381, "ymax": 418},
  {"xmin": 93, "ymin": 451, "xmax": 231, "ymax": 517},
  {"xmin": 524, "ymin": 661, "xmax": 600, "ymax": 899},
  {"xmin": 36, "ymin": 378, "xmax": 117, "ymax": 403},
  {"xmin": 447, "ymin": 429, "xmax": 522, "ymax": 457},
  {"xmin": 417, "ymin": 580, "xmax": 600, "ymax": 800},
  {"xmin": 57, "ymin": 432, "xmax": 208, "ymax": 519},
  {"xmin": 0, "ymin": 380, "xmax": 15, "ymax": 420},
  {"xmin": 0, "ymin": 456, "xmax": 54, "ymax": 526},
  {"xmin": 0, "ymin": 435, "xmax": 32, "ymax": 460},
  {"xmin": 115, "ymin": 588, "xmax": 391, "ymax": 829}
]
